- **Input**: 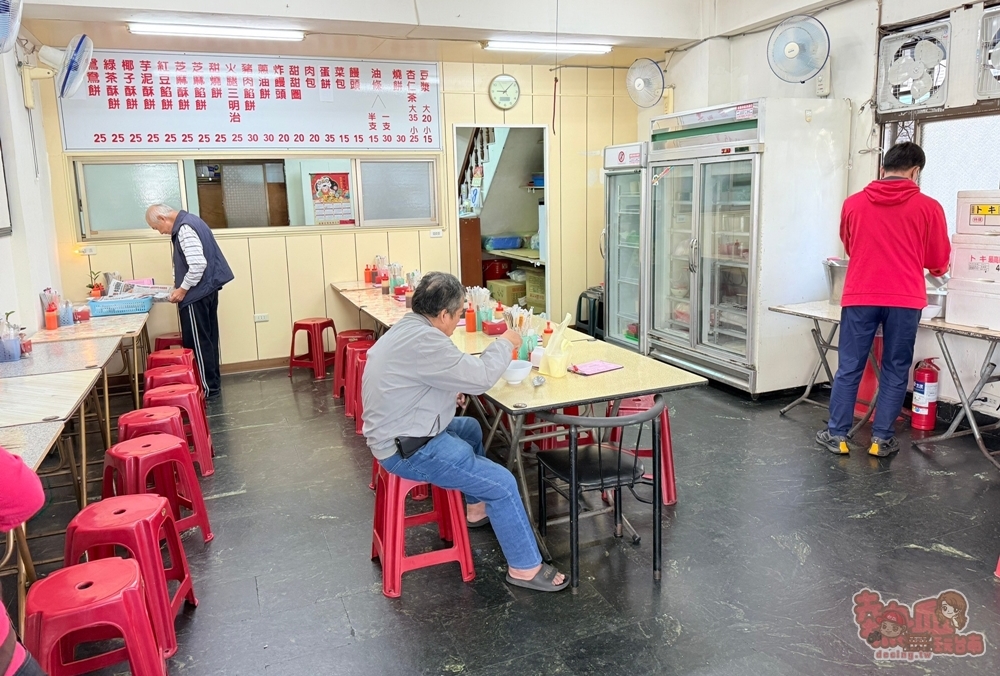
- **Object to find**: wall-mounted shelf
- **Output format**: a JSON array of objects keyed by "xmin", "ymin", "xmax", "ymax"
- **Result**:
[{"xmin": 486, "ymin": 248, "xmax": 544, "ymax": 267}]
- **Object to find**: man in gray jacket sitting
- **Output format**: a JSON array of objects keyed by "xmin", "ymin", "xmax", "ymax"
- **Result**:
[{"xmin": 362, "ymin": 272, "xmax": 567, "ymax": 592}]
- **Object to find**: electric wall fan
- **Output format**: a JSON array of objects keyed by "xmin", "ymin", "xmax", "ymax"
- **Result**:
[{"xmin": 21, "ymin": 33, "xmax": 93, "ymax": 108}]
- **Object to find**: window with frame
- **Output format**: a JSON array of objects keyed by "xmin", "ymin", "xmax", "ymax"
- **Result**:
[
  {"xmin": 917, "ymin": 114, "xmax": 1000, "ymax": 234},
  {"xmin": 74, "ymin": 155, "xmax": 439, "ymax": 238},
  {"xmin": 76, "ymin": 160, "xmax": 185, "ymax": 238}
]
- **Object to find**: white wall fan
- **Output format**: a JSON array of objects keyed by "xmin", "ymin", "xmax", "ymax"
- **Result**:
[
  {"xmin": 21, "ymin": 33, "xmax": 93, "ymax": 109},
  {"xmin": 976, "ymin": 7, "xmax": 1000, "ymax": 100},
  {"xmin": 876, "ymin": 21, "xmax": 950, "ymax": 114},
  {"xmin": 625, "ymin": 58, "xmax": 664, "ymax": 108},
  {"xmin": 767, "ymin": 14, "xmax": 831, "ymax": 93},
  {"xmin": 1, "ymin": 0, "xmax": 24, "ymax": 54}
]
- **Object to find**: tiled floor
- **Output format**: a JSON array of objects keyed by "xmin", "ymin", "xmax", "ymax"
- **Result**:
[{"xmin": 6, "ymin": 368, "xmax": 1000, "ymax": 675}]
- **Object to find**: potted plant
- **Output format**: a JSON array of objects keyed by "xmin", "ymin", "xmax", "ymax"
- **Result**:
[{"xmin": 87, "ymin": 271, "xmax": 104, "ymax": 298}]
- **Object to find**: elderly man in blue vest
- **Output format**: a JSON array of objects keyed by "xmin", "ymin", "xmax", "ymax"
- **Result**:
[{"xmin": 146, "ymin": 204, "xmax": 234, "ymax": 397}]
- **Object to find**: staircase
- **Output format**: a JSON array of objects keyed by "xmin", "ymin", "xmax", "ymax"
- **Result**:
[{"xmin": 458, "ymin": 127, "xmax": 508, "ymax": 217}]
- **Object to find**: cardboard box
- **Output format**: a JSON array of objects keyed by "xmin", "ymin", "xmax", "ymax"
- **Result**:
[
  {"xmin": 524, "ymin": 269, "xmax": 546, "ymax": 304},
  {"xmin": 487, "ymin": 280, "xmax": 526, "ymax": 307}
]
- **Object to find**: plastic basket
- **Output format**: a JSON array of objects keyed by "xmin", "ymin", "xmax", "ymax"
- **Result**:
[{"xmin": 88, "ymin": 296, "xmax": 153, "ymax": 317}]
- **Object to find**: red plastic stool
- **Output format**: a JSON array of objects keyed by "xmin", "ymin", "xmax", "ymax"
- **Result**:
[
  {"xmin": 146, "ymin": 348, "xmax": 195, "ymax": 371},
  {"xmin": 607, "ymin": 396, "xmax": 677, "ymax": 506},
  {"xmin": 368, "ymin": 456, "xmax": 428, "ymax": 499},
  {"xmin": 344, "ymin": 340, "xmax": 375, "ymax": 419},
  {"xmin": 102, "ymin": 433, "xmax": 214, "ymax": 544},
  {"xmin": 354, "ymin": 352, "xmax": 369, "ymax": 434},
  {"xmin": 333, "ymin": 329, "xmax": 376, "ymax": 399},
  {"xmin": 147, "ymin": 348, "xmax": 202, "ymax": 392},
  {"xmin": 153, "ymin": 332, "xmax": 183, "ymax": 351},
  {"xmin": 289, "ymin": 318, "xmax": 337, "ymax": 379},
  {"xmin": 118, "ymin": 407, "xmax": 185, "ymax": 445},
  {"xmin": 24, "ymin": 557, "xmax": 166, "ymax": 676},
  {"xmin": 142, "ymin": 385, "xmax": 214, "ymax": 477},
  {"xmin": 64, "ymin": 495, "xmax": 197, "ymax": 658},
  {"xmin": 371, "ymin": 465, "xmax": 474, "ymax": 597},
  {"xmin": 144, "ymin": 365, "xmax": 200, "ymax": 395}
]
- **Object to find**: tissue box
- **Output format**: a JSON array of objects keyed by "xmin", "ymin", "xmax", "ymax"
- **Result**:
[
  {"xmin": 482, "ymin": 320, "xmax": 507, "ymax": 335},
  {"xmin": 487, "ymin": 280, "xmax": 526, "ymax": 307}
]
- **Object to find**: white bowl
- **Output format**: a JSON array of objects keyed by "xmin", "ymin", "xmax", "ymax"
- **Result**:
[
  {"xmin": 502, "ymin": 360, "xmax": 533, "ymax": 385},
  {"xmin": 921, "ymin": 305, "xmax": 942, "ymax": 321}
]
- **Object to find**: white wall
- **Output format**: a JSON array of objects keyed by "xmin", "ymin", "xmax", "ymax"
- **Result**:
[
  {"xmin": 0, "ymin": 49, "xmax": 62, "ymax": 332},
  {"xmin": 479, "ymin": 127, "xmax": 544, "ymax": 236}
]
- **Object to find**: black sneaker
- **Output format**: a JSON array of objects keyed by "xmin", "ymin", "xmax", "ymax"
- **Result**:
[
  {"xmin": 816, "ymin": 430, "xmax": 851, "ymax": 455},
  {"xmin": 869, "ymin": 437, "xmax": 900, "ymax": 457}
]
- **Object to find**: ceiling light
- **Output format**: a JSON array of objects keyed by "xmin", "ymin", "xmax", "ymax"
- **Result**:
[
  {"xmin": 483, "ymin": 41, "xmax": 612, "ymax": 54},
  {"xmin": 127, "ymin": 23, "xmax": 305, "ymax": 41}
]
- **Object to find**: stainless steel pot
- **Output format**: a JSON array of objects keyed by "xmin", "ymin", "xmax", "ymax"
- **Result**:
[{"xmin": 824, "ymin": 258, "xmax": 849, "ymax": 306}]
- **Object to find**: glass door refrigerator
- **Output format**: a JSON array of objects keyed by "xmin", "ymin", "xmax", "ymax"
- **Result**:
[
  {"xmin": 602, "ymin": 143, "xmax": 649, "ymax": 352},
  {"xmin": 646, "ymin": 99, "xmax": 851, "ymax": 395}
]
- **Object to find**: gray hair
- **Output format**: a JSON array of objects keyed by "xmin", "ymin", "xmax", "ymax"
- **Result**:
[
  {"xmin": 145, "ymin": 203, "xmax": 176, "ymax": 223},
  {"xmin": 411, "ymin": 272, "xmax": 465, "ymax": 318}
]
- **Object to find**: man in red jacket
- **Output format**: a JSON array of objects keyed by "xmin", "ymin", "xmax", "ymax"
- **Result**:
[{"xmin": 817, "ymin": 142, "xmax": 951, "ymax": 457}]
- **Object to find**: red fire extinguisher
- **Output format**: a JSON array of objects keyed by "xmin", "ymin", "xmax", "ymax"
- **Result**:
[{"xmin": 912, "ymin": 359, "xmax": 940, "ymax": 431}]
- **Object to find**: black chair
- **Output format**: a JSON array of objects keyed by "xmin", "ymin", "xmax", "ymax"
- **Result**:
[
  {"xmin": 574, "ymin": 287, "xmax": 605, "ymax": 339},
  {"xmin": 535, "ymin": 395, "xmax": 667, "ymax": 589}
]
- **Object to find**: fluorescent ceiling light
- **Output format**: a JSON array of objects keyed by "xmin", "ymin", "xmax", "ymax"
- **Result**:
[
  {"xmin": 483, "ymin": 40, "xmax": 612, "ymax": 54},
  {"xmin": 128, "ymin": 23, "xmax": 305, "ymax": 41}
]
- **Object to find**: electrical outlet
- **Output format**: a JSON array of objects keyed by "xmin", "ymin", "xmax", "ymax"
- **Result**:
[
  {"xmin": 77, "ymin": 246, "xmax": 96, "ymax": 255},
  {"xmin": 254, "ymin": 313, "xmax": 269, "ymax": 323},
  {"xmin": 973, "ymin": 393, "xmax": 1000, "ymax": 415},
  {"xmin": 429, "ymin": 229, "xmax": 443, "ymax": 238}
]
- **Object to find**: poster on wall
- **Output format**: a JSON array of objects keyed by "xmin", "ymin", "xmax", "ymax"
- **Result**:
[
  {"xmin": 310, "ymin": 173, "xmax": 355, "ymax": 225},
  {"xmin": 58, "ymin": 50, "xmax": 441, "ymax": 152}
]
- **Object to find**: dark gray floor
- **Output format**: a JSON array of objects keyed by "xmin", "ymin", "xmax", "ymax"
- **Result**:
[{"xmin": 6, "ymin": 369, "xmax": 1000, "ymax": 675}]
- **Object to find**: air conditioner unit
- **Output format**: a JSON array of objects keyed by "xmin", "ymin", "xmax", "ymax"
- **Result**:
[{"xmin": 877, "ymin": 20, "xmax": 951, "ymax": 114}]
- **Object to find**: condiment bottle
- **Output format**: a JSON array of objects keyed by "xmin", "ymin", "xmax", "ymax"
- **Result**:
[
  {"xmin": 44, "ymin": 303, "xmax": 58, "ymax": 330},
  {"xmin": 381, "ymin": 277, "xmax": 390, "ymax": 295},
  {"xmin": 541, "ymin": 321, "xmax": 553, "ymax": 347},
  {"xmin": 494, "ymin": 301, "xmax": 504, "ymax": 320},
  {"xmin": 364, "ymin": 265, "xmax": 371, "ymax": 283},
  {"xmin": 465, "ymin": 303, "xmax": 476, "ymax": 333}
]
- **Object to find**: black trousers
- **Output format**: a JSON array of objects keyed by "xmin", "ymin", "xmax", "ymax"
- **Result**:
[{"xmin": 179, "ymin": 291, "xmax": 222, "ymax": 396}]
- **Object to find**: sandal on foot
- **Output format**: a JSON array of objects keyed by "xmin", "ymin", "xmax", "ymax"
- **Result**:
[
  {"xmin": 506, "ymin": 564, "xmax": 569, "ymax": 592},
  {"xmin": 467, "ymin": 515, "xmax": 490, "ymax": 528}
]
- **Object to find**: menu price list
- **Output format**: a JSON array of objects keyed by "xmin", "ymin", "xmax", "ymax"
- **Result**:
[{"xmin": 60, "ymin": 51, "xmax": 441, "ymax": 151}]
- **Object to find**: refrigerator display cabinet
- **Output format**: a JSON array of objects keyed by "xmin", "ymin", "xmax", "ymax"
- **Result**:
[
  {"xmin": 646, "ymin": 99, "xmax": 851, "ymax": 395},
  {"xmin": 602, "ymin": 142, "xmax": 649, "ymax": 352}
]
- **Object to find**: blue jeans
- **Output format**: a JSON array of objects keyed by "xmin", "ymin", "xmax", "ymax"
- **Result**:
[
  {"xmin": 828, "ymin": 306, "xmax": 921, "ymax": 440},
  {"xmin": 379, "ymin": 417, "xmax": 542, "ymax": 570}
]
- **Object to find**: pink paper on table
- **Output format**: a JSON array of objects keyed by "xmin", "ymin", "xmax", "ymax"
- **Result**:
[{"xmin": 570, "ymin": 360, "xmax": 623, "ymax": 376}]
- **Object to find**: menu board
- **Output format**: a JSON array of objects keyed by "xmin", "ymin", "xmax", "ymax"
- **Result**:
[{"xmin": 58, "ymin": 50, "xmax": 441, "ymax": 152}]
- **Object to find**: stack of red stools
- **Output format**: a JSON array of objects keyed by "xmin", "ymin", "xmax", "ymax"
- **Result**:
[
  {"xmin": 333, "ymin": 329, "xmax": 376, "ymax": 398},
  {"xmin": 22, "ymin": 333, "xmax": 221, "ymax": 674},
  {"xmin": 24, "ymin": 334, "xmax": 223, "ymax": 676},
  {"xmin": 344, "ymin": 340, "xmax": 375, "ymax": 419}
]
